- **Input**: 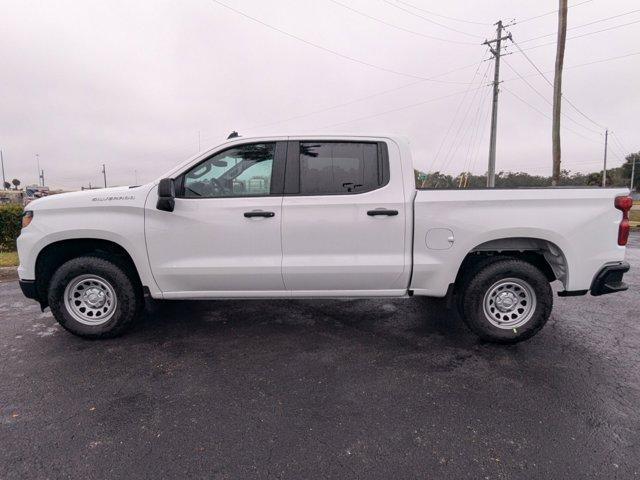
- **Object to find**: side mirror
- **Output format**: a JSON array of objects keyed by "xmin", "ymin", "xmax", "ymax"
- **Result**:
[{"xmin": 156, "ymin": 178, "xmax": 175, "ymax": 212}]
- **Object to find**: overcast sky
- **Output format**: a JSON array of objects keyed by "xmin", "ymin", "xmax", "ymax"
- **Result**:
[{"xmin": 1, "ymin": 0, "xmax": 638, "ymax": 189}]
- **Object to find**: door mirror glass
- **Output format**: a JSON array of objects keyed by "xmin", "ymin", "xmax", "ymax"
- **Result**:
[{"xmin": 157, "ymin": 178, "xmax": 175, "ymax": 212}]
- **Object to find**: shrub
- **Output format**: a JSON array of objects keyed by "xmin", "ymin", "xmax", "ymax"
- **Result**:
[{"xmin": 0, "ymin": 204, "xmax": 23, "ymax": 252}]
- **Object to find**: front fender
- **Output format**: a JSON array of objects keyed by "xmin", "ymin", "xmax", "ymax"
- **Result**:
[{"xmin": 17, "ymin": 205, "xmax": 161, "ymax": 297}]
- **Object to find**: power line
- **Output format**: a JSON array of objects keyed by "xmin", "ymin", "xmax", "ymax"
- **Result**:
[
  {"xmin": 210, "ymin": 0, "xmax": 474, "ymax": 84},
  {"xmin": 519, "ymin": 18, "xmax": 640, "ymax": 52},
  {"xmin": 219, "ymin": 48, "xmax": 639, "ymax": 146},
  {"xmin": 390, "ymin": 0, "xmax": 490, "ymax": 26},
  {"xmin": 559, "ymin": 49, "xmax": 640, "ymax": 69},
  {"xmin": 501, "ymin": 57, "xmax": 603, "ymax": 136},
  {"xmin": 506, "ymin": 49, "xmax": 640, "ymax": 83},
  {"xmin": 438, "ymin": 61, "xmax": 493, "ymax": 173},
  {"xmin": 608, "ymin": 142, "xmax": 625, "ymax": 162},
  {"xmin": 612, "ymin": 133, "xmax": 636, "ymax": 191},
  {"xmin": 470, "ymin": 49, "xmax": 640, "ymax": 171},
  {"xmin": 469, "ymin": 91, "xmax": 494, "ymax": 174},
  {"xmin": 611, "ymin": 132, "xmax": 630, "ymax": 156},
  {"xmin": 326, "ymin": 0, "xmax": 477, "ymax": 45},
  {"xmin": 609, "ymin": 133, "xmax": 629, "ymax": 161},
  {"xmin": 515, "ymin": 0, "xmax": 594, "ymax": 25},
  {"xmin": 439, "ymin": 72, "xmax": 490, "ymax": 173},
  {"xmin": 509, "ymin": 40, "xmax": 554, "ymax": 85},
  {"xmin": 509, "ymin": 39, "xmax": 608, "ymax": 131},
  {"xmin": 502, "ymin": 87, "xmax": 602, "ymax": 144},
  {"xmin": 458, "ymin": 86, "xmax": 492, "ymax": 180},
  {"xmin": 462, "ymin": 86, "xmax": 492, "ymax": 175},
  {"xmin": 322, "ymin": 85, "xmax": 484, "ymax": 129},
  {"xmin": 561, "ymin": 97, "xmax": 607, "ymax": 131},
  {"xmin": 502, "ymin": 58, "xmax": 550, "ymax": 104},
  {"xmin": 213, "ymin": 0, "xmax": 633, "ymax": 148},
  {"xmin": 427, "ymin": 56, "xmax": 489, "ymax": 172},
  {"xmin": 518, "ymin": 7, "xmax": 640, "ymax": 44},
  {"xmin": 252, "ymin": 60, "xmax": 485, "ymax": 130},
  {"xmin": 610, "ymin": 133, "xmax": 626, "ymax": 152},
  {"xmin": 381, "ymin": 0, "xmax": 482, "ymax": 39}
]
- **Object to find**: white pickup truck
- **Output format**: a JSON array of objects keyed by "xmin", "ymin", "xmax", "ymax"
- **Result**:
[{"xmin": 17, "ymin": 135, "xmax": 632, "ymax": 343}]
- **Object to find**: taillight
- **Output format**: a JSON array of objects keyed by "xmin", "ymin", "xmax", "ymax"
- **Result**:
[
  {"xmin": 615, "ymin": 196, "xmax": 632, "ymax": 246},
  {"xmin": 615, "ymin": 196, "xmax": 633, "ymax": 211}
]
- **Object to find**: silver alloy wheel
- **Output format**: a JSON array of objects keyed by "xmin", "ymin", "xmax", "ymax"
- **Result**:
[
  {"xmin": 482, "ymin": 277, "xmax": 537, "ymax": 330},
  {"xmin": 63, "ymin": 274, "xmax": 117, "ymax": 326}
]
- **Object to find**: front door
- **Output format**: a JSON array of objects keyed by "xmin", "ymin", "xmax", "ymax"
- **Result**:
[
  {"xmin": 281, "ymin": 140, "xmax": 409, "ymax": 295},
  {"xmin": 145, "ymin": 141, "xmax": 287, "ymax": 297}
]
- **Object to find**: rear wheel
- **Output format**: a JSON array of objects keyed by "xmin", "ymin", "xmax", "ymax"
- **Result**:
[
  {"xmin": 459, "ymin": 257, "xmax": 553, "ymax": 344},
  {"xmin": 48, "ymin": 256, "xmax": 142, "ymax": 339}
]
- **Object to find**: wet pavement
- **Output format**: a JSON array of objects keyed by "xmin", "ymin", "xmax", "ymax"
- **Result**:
[{"xmin": 1, "ymin": 232, "xmax": 639, "ymax": 479}]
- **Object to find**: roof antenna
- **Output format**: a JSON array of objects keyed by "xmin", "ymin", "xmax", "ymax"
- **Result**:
[{"xmin": 227, "ymin": 131, "xmax": 239, "ymax": 139}]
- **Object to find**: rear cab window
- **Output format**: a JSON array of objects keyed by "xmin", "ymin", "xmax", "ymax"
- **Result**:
[{"xmin": 285, "ymin": 141, "xmax": 389, "ymax": 195}]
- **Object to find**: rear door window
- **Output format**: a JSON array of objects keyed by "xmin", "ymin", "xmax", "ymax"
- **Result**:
[{"xmin": 298, "ymin": 142, "xmax": 384, "ymax": 195}]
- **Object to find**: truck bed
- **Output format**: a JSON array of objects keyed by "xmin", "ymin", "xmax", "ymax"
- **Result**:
[{"xmin": 410, "ymin": 187, "xmax": 629, "ymax": 296}]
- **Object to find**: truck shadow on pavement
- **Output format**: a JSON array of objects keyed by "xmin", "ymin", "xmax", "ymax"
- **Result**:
[{"xmin": 135, "ymin": 296, "xmax": 475, "ymax": 350}]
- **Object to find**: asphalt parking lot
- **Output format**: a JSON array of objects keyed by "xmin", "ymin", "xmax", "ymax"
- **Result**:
[{"xmin": 1, "ymin": 233, "xmax": 639, "ymax": 480}]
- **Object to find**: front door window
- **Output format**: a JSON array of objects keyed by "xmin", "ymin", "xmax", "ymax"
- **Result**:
[{"xmin": 183, "ymin": 143, "xmax": 275, "ymax": 198}]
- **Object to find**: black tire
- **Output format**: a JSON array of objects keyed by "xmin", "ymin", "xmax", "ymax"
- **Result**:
[
  {"xmin": 48, "ymin": 256, "xmax": 143, "ymax": 339},
  {"xmin": 459, "ymin": 257, "xmax": 553, "ymax": 344}
]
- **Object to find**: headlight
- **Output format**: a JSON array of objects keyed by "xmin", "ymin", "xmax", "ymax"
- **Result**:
[{"xmin": 22, "ymin": 211, "xmax": 33, "ymax": 229}]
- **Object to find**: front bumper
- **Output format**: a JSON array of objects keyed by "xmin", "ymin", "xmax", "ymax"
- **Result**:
[
  {"xmin": 19, "ymin": 279, "xmax": 38, "ymax": 301},
  {"xmin": 590, "ymin": 261, "xmax": 630, "ymax": 296}
]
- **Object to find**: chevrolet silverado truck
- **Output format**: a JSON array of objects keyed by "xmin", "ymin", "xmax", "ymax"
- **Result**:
[{"xmin": 17, "ymin": 135, "xmax": 632, "ymax": 343}]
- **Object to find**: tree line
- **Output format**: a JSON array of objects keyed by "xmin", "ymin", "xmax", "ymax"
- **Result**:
[{"xmin": 416, "ymin": 152, "xmax": 639, "ymax": 189}]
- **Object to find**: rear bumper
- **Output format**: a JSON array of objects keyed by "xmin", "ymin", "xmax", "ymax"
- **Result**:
[
  {"xmin": 19, "ymin": 279, "xmax": 38, "ymax": 301},
  {"xmin": 590, "ymin": 261, "xmax": 630, "ymax": 296}
]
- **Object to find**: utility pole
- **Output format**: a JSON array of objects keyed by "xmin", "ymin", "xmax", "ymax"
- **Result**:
[
  {"xmin": 483, "ymin": 21, "xmax": 511, "ymax": 188},
  {"xmin": 631, "ymin": 155, "xmax": 637, "ymax": 192},
  {"xmin": 102, "ymin": 164, "xmax": 107, "ymax": 188},
  {"xmin": 40, "ymin": 170, "xmax": 45, "ymax": 187},
  {"xmin": 0, "ymin": 149, "xmax": 5, "ymax": 188},
  {"xmin": 602, "ymin": 129, "xmax": 608, "ymax": 187},
  {"xmin": 552, "ymin": 0, "xmax": 568, "ymax": 186},
  {"xmin": 36, "ymin": 154, "xmax": 41, "ymax": 186}
]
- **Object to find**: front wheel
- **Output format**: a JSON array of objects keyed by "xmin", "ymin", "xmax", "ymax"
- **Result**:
[
  {"xmin": 48, "ymin": 256, "xmax": 143, "ymax": 339},
  {"xmin": 459, "ymin": 258, "xmax": 553, "ymax": 344}
]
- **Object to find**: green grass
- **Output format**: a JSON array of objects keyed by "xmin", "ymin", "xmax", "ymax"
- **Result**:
[{"xmin": 0, "ymin": 251, "xmax": 19, "ymax": 267}]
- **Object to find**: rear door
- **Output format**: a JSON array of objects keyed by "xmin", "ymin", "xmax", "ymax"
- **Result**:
[{"xmin": 281, "ymin": 139, "xmax": 409, "ymax": 295}]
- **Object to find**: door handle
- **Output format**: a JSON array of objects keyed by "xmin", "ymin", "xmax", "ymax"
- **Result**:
[
  {"xmin": 244, "ymin": 210, "xmax": 275, "ymax": 218},
  {"xmin": 367, "ymin": 209, "xmax": 399, "ymax": 217}
]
